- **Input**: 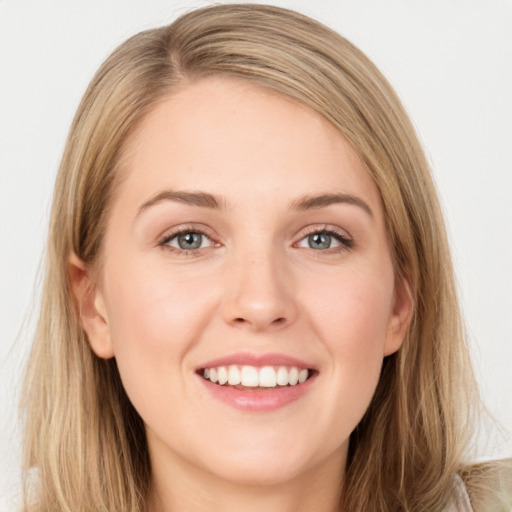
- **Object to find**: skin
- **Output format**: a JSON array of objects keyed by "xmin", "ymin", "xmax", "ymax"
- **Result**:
[{"xmin": 70, "ymin": 77, "xmax": 412, "ymax": 512}]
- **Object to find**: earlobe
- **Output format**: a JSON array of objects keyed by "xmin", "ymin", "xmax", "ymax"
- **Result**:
[
  {"xmin": 67, "ymin": 253, "xmax": 115, "ymax": 359},
  {"xmin": 384, "ymin": 275, "xmax": 413, "ymax": 356}
]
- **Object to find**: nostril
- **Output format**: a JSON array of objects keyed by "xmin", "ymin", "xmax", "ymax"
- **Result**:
[
  {"xmin": 230, "ymin": 316, "xmax": 287, "ymax": 331},
  {"xmin": 234, "ymin": 317, "xmax": 285, "ymax": 325}
]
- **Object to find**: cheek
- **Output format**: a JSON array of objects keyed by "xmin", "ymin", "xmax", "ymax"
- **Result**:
[
  {"xmin": 101, "ymin": 258, "xmax": 219, "ymax": 403},
  {"xmin": 305, "ymin": 264, "xmax": 394, "ymax": 352},
  {"xmin": 105, "ymin": 259, "xmax": 217, "ymax": 348},
  {"xmin": 301, "ymin": 265, "xmax": 394, "ymax": 419}
]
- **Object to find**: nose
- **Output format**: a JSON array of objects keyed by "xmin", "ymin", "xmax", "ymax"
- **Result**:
[{"xmin": 221, "ymin": 248, "xmax": 298, "ymax": 332}]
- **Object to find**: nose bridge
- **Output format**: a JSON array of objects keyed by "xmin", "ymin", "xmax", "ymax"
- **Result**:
[{"xmin": 222, "ymin": 238, "xmax": 297, "ymax": 331}]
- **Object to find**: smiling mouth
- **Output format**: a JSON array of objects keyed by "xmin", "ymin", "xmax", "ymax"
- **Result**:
[{"xmin": 198, "ymin": 364, "xmax": 315, "ymax": 389}]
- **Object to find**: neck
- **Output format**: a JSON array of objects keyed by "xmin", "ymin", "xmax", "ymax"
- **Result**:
[{"xmin": 147, "ymin": 444, "xmax": 346, "ymax": 512}]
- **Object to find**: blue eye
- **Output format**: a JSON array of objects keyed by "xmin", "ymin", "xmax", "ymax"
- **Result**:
[
  {"xmin": 296, "ymin": 229, "xmax": 352, "ymax": 251},
  {"xmin": 306, "ymin": 233, "xmax": 335, "ymax": 250},
  {"xmin": 162, "ymin": 231, "xmax": 214, "ymax": 251}
]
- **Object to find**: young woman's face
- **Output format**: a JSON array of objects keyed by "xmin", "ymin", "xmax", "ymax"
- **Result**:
[{"xmin": 83, "ymin": 78, "xmax": 411, "ymax": 486}]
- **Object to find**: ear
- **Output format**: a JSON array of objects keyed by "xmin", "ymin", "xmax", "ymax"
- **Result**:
[
  {"xmin": 67, "ymin": 253, "xmax": 114, "ymax": 359},
  {"xmin": 383, "ymin": 275, "xmax": 413, "ymax": 356}
]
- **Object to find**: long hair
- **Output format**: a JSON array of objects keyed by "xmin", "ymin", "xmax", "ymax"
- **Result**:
[{"xmin": 20, "ymin": 4, "xmax": 508, "ymax": 511}]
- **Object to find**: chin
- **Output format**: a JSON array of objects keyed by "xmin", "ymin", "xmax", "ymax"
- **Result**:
[
  {"xmin": 202, "ymin": 452, "xmax": 311, "ymax": 487},
  {"xmin": 189, "ymin": 430, "xmax": 336, "ymax": 487}
]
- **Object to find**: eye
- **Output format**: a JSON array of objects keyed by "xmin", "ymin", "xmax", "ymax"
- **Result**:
[
  {"xmin": 160, "ymin": 230, "xmax": 215, "ymax": 252},
  {"xmin": 296, "ymin": 228, "xmax": 353, "ymax": 251}
]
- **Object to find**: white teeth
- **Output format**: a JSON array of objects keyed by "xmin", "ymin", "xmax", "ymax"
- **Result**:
[
  {"xmin": 227, "ymin": 365, "xmax": 241, "ymax": 385},
  {"xmin": 289, "ymin": 367, "xmax": 299, "ymax": 386},
  {"xmin": 259, "ymin": 366, "xmax": 277, "ymax": 387},
  {"xmin": 241, "ymin": 366, "xmax": 259, "ymax": 387},
  {"xmin": 217, "ymin": 366, "xmax": 228, "ymax": 385},
  {"xmin": 202, "ymin": 364, "xmax": 311, "ymax": 388},
  {"xmin": 276, "ymin": 366, "xmax": 289, "ymax": 386}
]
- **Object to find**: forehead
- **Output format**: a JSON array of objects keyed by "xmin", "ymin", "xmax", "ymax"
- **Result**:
[{"xmin": 115, "ymin": 77, "xmax": 383, "ymax": 215}]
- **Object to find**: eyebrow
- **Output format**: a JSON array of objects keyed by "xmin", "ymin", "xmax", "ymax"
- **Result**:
[
  {"xmin": 137, "ymin": 189, "xmax": 373, "ymax": 219},
  {"xmin": 291, "ymin": 193, "xmax": 374, "ymax": 218},
  {"xmin": 138, "ymin": 190, "xmax": 225, "ymax": 214}
]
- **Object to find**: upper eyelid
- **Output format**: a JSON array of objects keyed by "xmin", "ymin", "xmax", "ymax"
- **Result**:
[
  {"xmin": 158, "ymin": 224, "xmax": 217, "ymax": 243},
  {"xmin": 158, "ymin": 230, "xmax": 218, "ymax": 256},
  {"xmin": 293, "ymin": 225, "xmax": 354, "ymax": 252},
  {"xmin": 161, "ymin": 230, "xmax": 213, "ymax": 244},
  {"xmin": 156, "ymin": 223, "xmax": 353, "ymax": 247},
  {"xmin": 295, "ymin": 224, "xmax": 352, "ymax": 240}
]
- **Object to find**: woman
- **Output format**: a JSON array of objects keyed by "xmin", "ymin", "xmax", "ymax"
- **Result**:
[{"xmin": 20, "ymin": 4, "xmax": 511, "ymax": 511}]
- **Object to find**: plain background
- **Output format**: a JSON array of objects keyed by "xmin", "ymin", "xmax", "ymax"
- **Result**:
[{"xmin": 1, "ymin": 0, "xmax": 511, "ymax": 508}]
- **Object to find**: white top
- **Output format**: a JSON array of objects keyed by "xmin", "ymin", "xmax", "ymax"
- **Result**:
[{"xmin": 444, "ymin": 475, "xmax": 473, "ymax": 512}]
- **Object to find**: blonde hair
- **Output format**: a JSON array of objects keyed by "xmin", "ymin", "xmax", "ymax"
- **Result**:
[{"xmin": 20, "ymin": 4, "xmax": 510, "ymax": 511}]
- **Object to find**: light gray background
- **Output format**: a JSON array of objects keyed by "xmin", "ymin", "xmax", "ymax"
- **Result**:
[{"xmin": 1, "ymin": 0, "xmax": 511, "ymax": 509}]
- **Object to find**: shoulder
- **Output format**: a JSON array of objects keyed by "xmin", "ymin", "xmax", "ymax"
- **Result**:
[
  {"xmin": 451, "ymin": 459, "xmax": 512, "ymax": 512},
  {"xmin": 443, "ymin": 474, "xmax": 474, "ymax": 512}
]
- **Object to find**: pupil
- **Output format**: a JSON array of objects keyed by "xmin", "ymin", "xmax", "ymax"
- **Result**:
[
  {"xmin": 178, "ymin": 232, "xmax": 202, "ymax": 250},
  {"xmin": 309, "ymin": 233, "xmax": 331, "ymax": 250}
]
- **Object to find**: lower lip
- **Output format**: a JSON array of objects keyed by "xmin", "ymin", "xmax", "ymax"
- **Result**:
[{"xmin": 197, "ymin": 373, "xmax": 317, "ymax": 411}]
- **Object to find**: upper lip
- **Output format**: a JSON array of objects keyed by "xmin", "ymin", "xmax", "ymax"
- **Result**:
[{"xmin": 197, "ymin": 352, "xmax": 317, "ymax": 371}]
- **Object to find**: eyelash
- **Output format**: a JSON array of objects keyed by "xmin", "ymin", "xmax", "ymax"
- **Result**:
[
  {"xmin": 158, "ymin": 225, "xmax": 353, "ymax": 256},
  {"xmin": 158, "ymin": 226, "xmax": 218, "ymax": 256},
  {"xmin": 295, "ymin": 225, "xmax": 354, "ymax": 253}
]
